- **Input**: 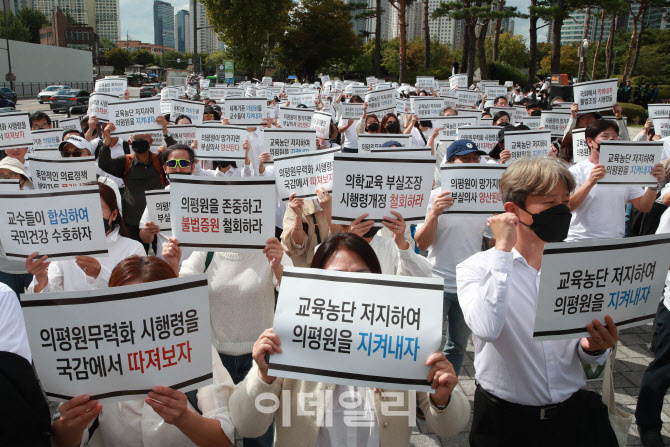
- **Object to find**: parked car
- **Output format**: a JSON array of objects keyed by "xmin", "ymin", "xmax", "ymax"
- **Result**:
[
  {"xmin": 49, "ymin": 89, "xmax": 89, "ymax": 113},
  {"xmin": 37, "ymin": 85, "xmax": 68, "ymax": 104},
  {"xmin": 0, "ymin": 87, "xmax": 17, "ymax": 105},
  {"xmin": 140, "ymin": 83, "xmax": 159, "ymax": 98},
  {"xmin": 0, "ymin": 93, "xmax": 15, "ymax": 109}
]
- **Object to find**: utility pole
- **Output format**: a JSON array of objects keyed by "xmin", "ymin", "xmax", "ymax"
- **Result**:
[{"xmin": 192, "ymin": 0, "xmax": 197, "ymax": 72}]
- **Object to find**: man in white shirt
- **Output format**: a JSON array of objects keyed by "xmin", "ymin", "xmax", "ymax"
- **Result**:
[
  {"xmin": 457, "ymin": 157, "xmax": 619, "ymax": 446},
  {"xmin": 568, "ymin": 119, "xmax": 664, "ymax": 241}
]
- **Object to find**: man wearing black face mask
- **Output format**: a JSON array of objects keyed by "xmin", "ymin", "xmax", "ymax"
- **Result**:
[
  {"xmin": 458, "ymin": 157, "xmax": 620, "ymax": 447},
  {"xmin": 97, "ymin": 122, "xmax": 167, "ymax": 251}
]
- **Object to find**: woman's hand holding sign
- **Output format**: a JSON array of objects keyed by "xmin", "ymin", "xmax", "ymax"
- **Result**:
[{"xmin": 253, "ymin": 328, "xmax": 282, "ymax": 385}]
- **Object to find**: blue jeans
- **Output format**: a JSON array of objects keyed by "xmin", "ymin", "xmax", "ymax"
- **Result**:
[
  {"xmin": 0, "ymin": 272, "xmax": 33, "ymax": 299},
  {"xmin": 218, "ymin": 352, "xmax": 274, "ymax": 447},
  {"xmin": 442, "ymin": 291, "xmax": 470, "ymax": 376}
]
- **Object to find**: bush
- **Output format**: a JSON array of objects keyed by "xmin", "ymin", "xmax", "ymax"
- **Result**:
[
  {"xmin": 619, "ymin": 102, "xmax": 647, "ymax": 125},
  {"xmin": 488, "ymin": 62, "xmax": 526, "ymax": 87},
  {"xmin": 658, "ymin": 85, "xmax": 670, "ymax": 100}
]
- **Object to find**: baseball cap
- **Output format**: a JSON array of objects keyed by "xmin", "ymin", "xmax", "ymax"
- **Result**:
[
  {"xmin": 446, "ymin": 139, "xmax": 486, "ymax": 161},
  {"xmin": 58, "ymin": 135, "xmax": 91, "ymax": 153},
  {"xmin": 381, "ymin": 140, "xmax": 404, "ymax": 147}
]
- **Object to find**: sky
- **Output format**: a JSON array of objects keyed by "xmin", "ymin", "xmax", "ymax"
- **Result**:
[{"xmin": 120, "ymin": 0, "xmax": 546, "ymax": 48}]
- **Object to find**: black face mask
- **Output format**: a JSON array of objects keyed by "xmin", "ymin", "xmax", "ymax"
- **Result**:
[
  {"xmin": 519, "ymin": 204, "xmax": 572, "ymax": 243},
  {"xmin": 103, "ymin": 215, "xmax": 112, "ymax": 234},
  {"xmin": 131, "ymin": 139, "xmax": 151, "ymax": 154},
  {"xmin": 366, "ymin": 122, "xmax": 379, "ymax": 132},
  {"xmin": 362, "ymin": 226, "xmax": 380, "ymax": 239},
  {"xmin": 386, "ymin": 121, "xmax": 400, "ymax": 134},
  {"xmin": 530, "ymin": 109, "xmax": 542, "ymax": 117},
  {"xmin": 419, "ymin": 120, "xmax": 432, "ymax": 128}
]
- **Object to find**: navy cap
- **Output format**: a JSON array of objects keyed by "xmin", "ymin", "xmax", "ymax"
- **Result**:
[
  {"xmin": 447, "ymin": 139, "xmax": 486, "ymax": 160},
  {"xmin": 381, "ymin": 140, "xmax": 404, "ymax": 147}
]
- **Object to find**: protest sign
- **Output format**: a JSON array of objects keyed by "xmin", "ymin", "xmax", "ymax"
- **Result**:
[
  {"xmin": 521, "ymin": 115, "xmax": 542, "ymax": 130},
  {"xmin": 365, "ymin": 76, "xmax": 377, "ymax": 86},
  {"xmin": 572, "ymin": 129, "xmax": 590, "ymax": 163},
  {"xmin": 449, "ymin": 74, "xmax": 467, "ymax": 90},
  {"xmin": 287, "ymin": 93, "xmax": 317, "ymax": 108},
  {"xmin": 0, "ymin": 179, "xmax": 19, "ymax": 191},
  {"xmin": 513, "ymin": 107, "xmax": 527, "ymax": 123},
  {"xmin": 261, "ymin": 76, "xmax": 272, "ymax": 86},
  {"xmin": 456, "ymin": 126, "xmax": 500, "ymax": 153},
  {"xmin": 279, "ymin": 107, "xmax": 314, "ymax": 130},
  {"xmin": 489, "ymin": 106, "xmax": 517, "ymax": 123},
  {"xmin": 415, "ymin": 76, "xmax": 435, "ymax": 89},
  {"xmin": 222, "ymin": 98, "xmax": 267, "ymax": 126},
  {"xmin": 504, "ymin": 129, "xmax": 552, "ymax": 162},
  {"xmin": 208, "ymin": 88, "xmax": 226, "ymax": 102},
  {"xmin": 598, "ymin": 141, "xmax": 662, "ymax": 187},
  {"xmin": 264, "ymin": 128, "xmax": 316, "ymax": 159},
  {"xmin": 652, "ymin": 117, "xmax": 670, "ymax": 139},
  {"xmin": 0, "ymin": 185, "xmax": 106, "ymax": 261},
  {"xmin": 540, "ymin": 110, "xmax": 571, "ymax": 136},
  {"xmin": 433, "ymin": 116, "xmax": 477, "ymax": 138},
  {"xmin": 29, "ymin": 156, "xmax": 97, "ymax": 190},
  {"xmin": 166, "ymin": 124, "xmax": 196, "ymax": 146},
  {"xmin": 224, "ymin": 88, "xmax": 245, "ymax": 99},
  {"xmin": 505, "ymin": 81, "xmax": 514, "ymax": 87},
  {"xmin": 274, "ymin": 146, "xmax": 338, "ymax": 201},
  {"xmin": 484, "ymin": 85, "xmax": 508, "ymax": 99},
  {"xmin": 410, "ymin": 97, "xmax": 446, "ymax": 118},
  {"xmin": 94, "ymin": 78, "xmax": 127, "ymax": 97},
  {"xmin": 456, "ymin": 90, "xmax": 481, "ymax": 107},
  {"xmin": 440, "ymin": 165, "xmax": 505, "ymax": 214},
  {"xmin": 22, "ymin": 275, "xmax": 212, "ymax": 403},
  {"xmin": 170, "ymin": 99, "xmax": 205, "ymax": 126},
  {"xmin": 572, "ymin": 78, "xmax": 617, "ymax": 112},
  {"xmin": 331, "ymin": 153, "xmax": 433, "ymax": 224},
  {"xmin": 31, "ymin": 128, "xmax": 62, "ymax": 152},
  {"xmin": 396, "ymin": 99, "xmax": 410, "ymax": 115},
  {"xmin": 87, "ymin": 93, "xmax": 116, "ymax": 123},
  {"xmin": 200, "ymin": 79, "xmax": 210, "ymax": 90},
  {"xmin": 194, "ymin": 125, "xmax": 247, "ymax": 160},
  {"xmin": 321, "ymin": 75, "xmax": 330, "ymax": 84},
  {"xmin": 268, "ymin": 267, "xmax": 443, "ymax": 392},
  {"xmin": 349, "ymin": 86, "xmax": 370, "ymax": 97},
  {"xmin": 145, "ymin": 189, "xmax": 171, "ymax": 232},
  {"xmin": 440, "ymin": 96, "xmax": 459, "ymax": 110},
  {"xmin": 57, "ymin": 117, "xmax": 82, "ymax": 133},
  {"xmin": 370, "ymin": 146, "xmax": 432, "ymax": 157},
  {"xmin": 108, "ymin": 98, "xmax": 162, "ymax": 138},
  {"xmin": 340, "ymin": 102, "xmax": 364, "ymax": 120},
  {"xmin": 310, "ymin": 111, "xmax": 332, "ymax": 139},
  {"xmin": 364, "ymin": 88, "xmax": 396, "ymax": 115},
  {"xmin": 358, "ymin": 134, "xmax": 412, "ymax": 152},
  {"xmin": 169, "ymin": 175, "xmax": 275, "ymax": 251},
  {"xmin": 647, "ymin": 104, "xmax": 670, "ymax": 120},
  {"xmin": 0, "ymin": 112, "xmax": 32, "ymax": 150},
  {"xmin": 533, "ymin": 234, "xmax": 670, "ymax": 341}
]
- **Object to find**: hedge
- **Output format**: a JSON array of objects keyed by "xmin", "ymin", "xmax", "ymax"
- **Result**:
[{"xmin": 619, "ymin": 103, "xmax": 648, "ymax": 125}]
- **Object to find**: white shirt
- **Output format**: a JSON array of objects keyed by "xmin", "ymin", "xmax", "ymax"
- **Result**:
[
  {"xmin": 662, "ymin": 135, "xmax": 670, "ymax": 160},
  {"xmin": 567, "ymin": 159, "xmax": 645, "ymax": 241},
  {"xmin": 338, "ymin": 117, "xmax": 358, "ymax": 149},
  {"xmin": 316, "ymin": 385, "xmax": 379, "ymax": 447},
  {"xmin": 0, "ymin": 283, "xmax": 31, "ymax": 362},
  {"xmin": 368, "ymin": 235, "xmax": 432, "ymax": 277},
  {"xmin": 654, "ymin": 183, "xmax": 670, "ymax": 310},
  {"xmin": 457, "ymin": 248, "xmax": 609, "ymax": 406},
  {"xmin": 93, "ymin": 137, "xmax": 126, "ymax": 187},
  {"xmin": 23, "ymin": 159, "xmax": 31, "ymax": 182},
  {"xmin": 410, "ymin": 126, "xmax": 429, "ymax": 147},
  {"xmin": 418, "ymin": 188, "xmax": 488, "ymax": 293},
  {"xmin": 259, "ymin": 164, "xmax": 286, "ymax": 228},
  {"xmin": 27, "ymin": 227, "xmax": 145, "ymax": 293}
]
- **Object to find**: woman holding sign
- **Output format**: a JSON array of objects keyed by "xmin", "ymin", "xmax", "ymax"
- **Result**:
[
  {"xmin": 50, "ymin": 256, "xmax": 235, "ymax": 447},
  {"xmin": 229, "ymin": 233, "xmax": 470, "ymax": 447}
]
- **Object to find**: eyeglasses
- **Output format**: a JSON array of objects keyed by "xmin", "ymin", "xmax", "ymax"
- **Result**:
[
  {"xmin": 165, "ymin": 159, "xmax": 192, "ymax": 168},
  {"xmin": 455, "ymin": 154, "xmax": 481, "ymax": 163},
  {"xmin": 597, "ymin": 133, "xmax": 619, "ymax": 140},
  {"xmin": 203, "ymin": 113, "xmax": 216, "ymax": 119},
  {"xmin": 60, "ymin": 149, "xmax": 86, "ymax": 157}
]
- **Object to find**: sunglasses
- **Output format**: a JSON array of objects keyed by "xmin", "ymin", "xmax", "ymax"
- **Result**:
[
  {"xmin": 61, "ymin": 149, "xmax": 86, "ymax": 157},
  {"xmin": 165, "ymin": 159, "xmax": 192, "ymax": 168},
  {"xmin": 203, "ymin": 113, "xmax": 216, "ymax": 118}
]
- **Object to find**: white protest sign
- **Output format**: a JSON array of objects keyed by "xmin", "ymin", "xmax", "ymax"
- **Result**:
[
  {"xmin": 533, "ymin": 234, "xmax": 670, "ymax": 341},
  {"xmin": 161, "ymin": 86, "xmax": 180, "ymax": 101},
  {"xmin": 440, "ymin": 96, "xmax": 459, "ymax": 110},
  {"xmin": 505, "ymin": 81, "xmax": 514, "ymax": 87},
  {"xmin": 279, "ymin": 107, "xmax": 315, "ymax": 130},
  {"xmin": 208, "ymin": 88, "xmax": 226, "ymax": 102},
  {"xmin": 449, "ymin": 74, "xmax": 467, "ymax": 90},
  {"xmin": 540, "ymin": 110, "xmax": 572, "ymax": 136},
  {"xmin": 370, "ymin": 146, "xmax": 432, "ymax": 156},
  {"xmin": 268, "ymin": 267, "xmax": 443, "ymax": 392},
  {"xmin": 396, "ymin": 99, "xmax": 410, "ymax": 115},
  {"xmin": 145, "ymin": 189, "xmax": 171, "ymax": 232},
  {"xmin": 94, "ymin": 78, "xmax": 127, "ymax": 97},
  {"xmin": 22, "ymin": 275, "xmax": 212, "ymax": 403},
  {"xmin": 415, "ymin": 76, "xmax": 435, "ymax": 89},
  {"xmin": 0, "ymin": 112, "xmax": 32, "ymax": 150},
  {"xmin": 433, "ymin": 116, "xmax": 477, "ymax": 138},
  {"xmin": 456, "ymin": 90, "xmax": 481, "ymax": 107},
  {"xmin": 222, "ymin": 98, "xmax": 267, "ymax": 126},
  {"xmin": 598, "ymin": 140, "xmax": 662, "ymax": 187},
  {"xmin": 199, "ymin": 79, "xmax": 210, "ymax": 90},
  {"xmin": 166, "ymin": 124, "xmax": 196, "ymax": 145},
  {"xmin": 572, "ymin": 78, "xmax": 618, "ymax": 112},
  {"xmin": 521, "ymin": 115, "xmax": 542, "ymax": 130},
  {"xmin": 87, "ymin": 93, "xmax": 116, "ymax": 123},
  {"xmin": 365, "ymin": 76, "xmax": 377, "ymax": 86},
  {"xmin": 261, "ymin": 76, "xmax": 272, "ymax": 86},
  {"xmin": 489, "ymin": 107, "xmax": 516, "ymax": 123},
  {"xmin": 513, "ymin": 107, "xmax": 527, "ymax": 123},
  {"xmin": 349, "ymin": 86, "xmax": 370, "ymax": 97},
  {"xmin": 310, "ymin": 111, "xmax": 331, "ymax": 139},
  {"xmin": 108, "ymin": 98, "xmax": 162, "ymax": 137},
  {"xmin": 504, "ymin": 129, "xmax": 552, "ymax": 162},
  {"xmin": 484, "ymin": 85, "xmax": 507, "ymax": 99},
  {"xmin": 264, "ymin": 129, "xmax": 316, "ymax": 159},
  {"xmin": 274, "ymin": 146, "xmax": 338, "ymax": 201},
  {"xmin": 456, "ymin": 126, "xmax": 500, "ymax": 153},
  {"xmin": 358, "ymin": 134, "xmax": 413, "ymax": 152},
  {"xmin": 340, "ymin": 103, "xmax": 364, "ymax": 120},
  {"xmin": 364, "ymin": 88, "xmax": 396, "ymax": 115},
  {"xmin": 652, "ymin": 117, "xmax": 670, "ymax": 139},
  {"xmin": 287, "ymin": 93, "xmax": 317, "ymax": 108},
  {"xmin": 455, "ymin": 109, "xmax": 482, "ymax": 120},
  {"xmin": 440, "ymin": 165, "xmax": 505, "ymax": 214},
  {"xmin": 331, "ymin": 153, "xmax": 433, "ymax": 224},
  {"xmin": 648, "ymin": 104, "xmax": 670, "ymax": 120},
  {"xmin": 31, "ymin": 128, "xmax": 63, "ymax": 151},
  {"xmin": 0, "ymin": 179, "xmax": 19, "ymax": 191},
  {"xmin": 224, "ymin": 88, "xmax": 245, "ymax": 99},
  {"xmin": 0, "ymin": 185, "xmax": 106, "ymax": 261},
  {"xmin": 169, "ymin": 175, "xmax": 275, "ymax": 251},
  {"xmin": 410, "ymin": 97, "xmax": 446, "ymax": 118},
  {"xmin": 194, "ymin": 125, "xmax": 247, "ymax": 160},
  {"xmin": 321, "ymin": 75, "xmax": 330, "ymax": 84},
  {"xmin": 170, "ymin": 99, "xmax": 205, "ymax": 125},
  {"xmin": 572, "ymin": 129, "xmax": 590, "ymax": 163},
  {"xmin": 57, "ymin": 117, "xmax": 82, "ymax": 133},
  {"xmin": 29, "ymin": 156, "xmax": 97, "ymax": 190}
]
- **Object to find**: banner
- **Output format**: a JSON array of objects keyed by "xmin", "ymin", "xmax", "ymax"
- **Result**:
[
  {"xmin": 87, "ymin": 93, "xmax": 116, "ymax": 123},
  {"xmin": 440, "ymin": 165, "xmax": 505, "ymax": 213},
  {"xmin": 274, "ymin": 146, "xmax": 338, "ymax": 201},
  {"xmin": 484, "ymin": 85, "xmax": 508, "ymax": 99},
  {"xmin": 410, "ymin": 97, "xmax": 446, "ymax": 118},
  {"xmin": 170, "ymin": 99, "xmax": 205, "ymax": 126},
  {"xmin": 57, "ymin": 117, "xmax": 82, "ymax": 133},
  {"xmin": 287, "ymin": 93, "xmax": 317, "ymax": 108},
  {"xmin": 433, "ymin": 116, "xmax": 477, "ymax": 138},
  {"xmin": 145, "ymin": 189, "xmax": 171, "ymax": 232},
  {"xmin": 572, "ymin": 129, "xmax": 590, "ymax": 163},
  {"xmin": 310, "ymin": 111, "xmax": 331, "ymax": 139},
  {"xmin": 503, "ymin": 129, "xmax": 552, "ymax": 162},
  {"xmin": 194, "ymin": 125, "xmax": 247, "ymax": 160},
  {"xmin": 647, "ymin": 104, "xmax": 670, "ymax": 120},
  {"xmin": 540, "ymin": 110, "xmax": 572, "ymax": 137},
  {"xmin": 456, "ymin": 90, "xmax": 481, "ymax": 107},
  {"xmin": 22, "ymin": 275, "xmax": 212, "ymax": 403},
  {"xmin": 222, "ymin": 98, "xmax": 267, "ymax": 126},
  {"xmin": 520, "ymin": 115, "xmax": 542, "ymax": 130},
  {"xmin": 340, "ymin": 103, "xmax": 364, "ymax": 120},
  {"xmin": 94, "ymin": 78, "xmax": 127, "ymax": 97},
  {"xmin": 331, "ymin": 153, "xmax": 433, "ymax": 224},
  {"xmin": 208, "ymin": 88, "xmax": 226, "ymax": 102},
  {"xmin": 31, "ymin": 128, "xmax": 63, "ymax": 151},
  {"xmin": 396, "ymin": 99, "xmax": 410, "ymax": 116},
  {"xmin": 169, "ymin": 175, "xmax": 275, "ymax": 251},
  {"xmin": 358, "ymin": 134, "xmax": 413, "ymax": 152},
  {"xmin": 109, "ymin": 98, "xmax": 162, "ymax": 137},
  {"xmin": 166, "ymin": 124, "xmax": 196, "ymax": 146},
  {"xmin": 364, "ymin": 88, "xmax": 396, "ymax": 115},
  {"xmin": 29, "ymin": 156, "xmax": 97, "ymax": 190},
  {"xmin": 533, "ymin": 234, "xmax": 670, "ymax": 340},
  {"xmin": 0, "ymin": 185, "xmax": 106, "ymax": 261},
  {"xmin": 279, "ymin": 107, "xmax": 314, "ymax": 130},
  {"xmin": 572, "ymin": 78, "xmax": 618, "ymax": 112},
  {"xmin": 652, "ymin": 117, "xmax": 670, "ymax": 139},
  {"xmin": 224, "ymin": 88, "xmax": 245, "ymax": 99},
  {"xmin": 449, "ymin": 74, "xmax": 467, "ymax": 90},
  {"xmin": 456, "ymin": 126, "xmax": 500, "ymax": 153},
  {"xmin": 440, "ymin": 96, "xmax": 459, "ymax": 110},
  {"xmin": 370, "ymin": 146, "xmax": 432, "ymax": 156},
  {"xmin": 267, "ymin": 267, "xmax": 443, "ymax": 392},
  {"xmin": 0, "ymin": 112, "xmax": 32, "ymax": 150},
  {"xmin": 513, "ymin": 107, "xmax": 528, "ymax": 123},
  {"xmin": 598, "ymin": 141, "xmax": 663, "ymax": 187},
  {"xmin": 263, "ymin": 129, "xmax": 316, "ymax": 159}
]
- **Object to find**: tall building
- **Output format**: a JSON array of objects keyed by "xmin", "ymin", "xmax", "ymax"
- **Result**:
[
  {"xmin": 626, "ymin": 4, "xmax": 669, "ymax": 30},
  {"xmin": 4, "ymin": 0, "xmax": 33, "ymax": 14},
  {"xmin": 487, "ymin": 6, "xmax": 515, "ymax": 37},
  {"xmin": 153, "ymin": 0, "xmax": 174, "ymax": 48},
  {"xmin": 175, "ymin": 9, "xmax": 189, "ymax": 53},
  {"xmin": 189, "ymin": 0, "xmax": 223, "ymax": 54},
  {"xmin": 560, "ymin": 6, "xmax": 628, "ymax": 44},
  {"xmin": 33, "ymin": 0, "xmax": 120, "ymax": 42}
]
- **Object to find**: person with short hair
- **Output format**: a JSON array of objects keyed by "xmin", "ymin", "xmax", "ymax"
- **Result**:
[
  {"xmin": 492, "ymin": 111, "xmax": 510, "ymax": 126},
  {"xmin": 563, "ymin": 103, "xmax": 630, "ymax": 140},
  {"xmin": 525, "ymin": 99, "xmax": 542, "ymax": 116},
  {"xmin": 457, "ymin": 157, "xmax": 620, "ymax": 447},
  {"xmin": 29, "ymin": 111, "xmax": 51, "ymax": 131}
]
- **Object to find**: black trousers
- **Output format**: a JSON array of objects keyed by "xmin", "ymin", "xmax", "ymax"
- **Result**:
[
  {"xmin": 636, "ymin": 300, "xmax": 670, "ymax": 431},
  {"xmin": 470, "ymin": 385, "xmax": 618, "ymax": 447}
]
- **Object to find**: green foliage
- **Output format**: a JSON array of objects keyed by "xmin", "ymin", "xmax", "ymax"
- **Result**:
[
  {"xmin": 0, "ymin": 11, "xmax": 30, "ymax": 42},
  {"xmin": 15, "ymin": 8, "xmax": 48, "ymax": 44},
  {"xmin": 539, "ymin": 43, "xmax": 578, "ymax": 77},
  {"xmin": 100, "ymin": 38, "xmax": 117, "ymax": 50},
  {"xmin": 105, "ymin": 48, "xmax": 132, "ymax": 72},
  {"xmin": 489, "ymin": 62, "xmax": 526, "ymax": 86},
  {"xmin": 130, "ymin": 49, "xmax": 155, "ymax": 67},
  {"xmin": 64, "ymin": 11, "xmax": 80, "ymax": 27},
  {"xmin": 618, "ymin": 102, "xmax": 647, "ymax": 123},
  {"xmin": 484, "ymin": 33, "xmax": 528, "ymax": 70},
  {"xmin": 658, "ymin": 85, "xmax": 670, "ymax": 100},
  {"xmin": 157, "ymin": 50, "xmax": 189, "ymax": 69}
]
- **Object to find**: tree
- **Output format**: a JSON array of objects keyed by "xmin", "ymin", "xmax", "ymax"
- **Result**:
[
  {"xmin": 622, "ymin": 0, "xmax": 670, "ymax": 83},
  {"xmin": 424, "ymin": 0, "xmax": 430, "ymax": 69},
  {"xmin": 484, "ymin": 33, "xmax": 528, "ymax": 69},
  {"xmin": 535, "ymin": 0, "xmax": 572, "ymax": 75},
  {"xmin": 131, "ymin": 49, "xmax": 155, "ymax": 67},
  {"xmin": 348, "ymin": 1, "xmax": 384, "ymax": 77},
  {"xmin": 0, "ymin": 11, "xmax": 30, "ymax": 42},
  {"xmin": 491, "ymin": 0, "xmax": 505, "ymax": 62},
  {"xmin": 15, "ymin": 8, "xmax": 48, "ymax": 44},
  {"xmin": 64, "ymin": 11, "xmax": 81, "ymax": 27},
  {"xmin": 527, "ymin": 0, "xmax": 539, "ymax": 88},
  {"xmin": 201, "ymin": 0, "xmax": 291, "ymax": 78},
  {"xmin": 388, "ymin": 0, "xmax": 415, "ymax": 83},
  {"xmin": 105, "ymin": 48, "xmax": 132, "ymax": 75},
  {"xmin": 540, "ymin": 43, "xmax": 578, "ymax": 76},
  {"xmin": 276, "ymin": 0, "xmax": 362, "ymax": 81},
  {"xmin": 100, "ymin": 38, "xmax": 117, "ymax": 50}
]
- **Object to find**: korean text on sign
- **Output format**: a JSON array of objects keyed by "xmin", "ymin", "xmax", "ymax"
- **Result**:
[
  {"xmin": 29, "ymin": 156, "xmax": 97, "ymax": 190},
  {"xmin": 274, "ymin": 146, "xmax": 339, "ymax": 201},
  {"xmin": 194, "ymin": 125, "xmax": 247, "ymax": 160},
  {"xmin": 108, "ymin": 98, "xmax": 162, "ymax": 137},
  {"xmin": 440, "ymin": 165, "xmax": 505, "ymax": 214},
  {"xmin": 598, "ymin": 141, "xmax": 662, "ymax": 187},
  {"xmin": 572, "ymin": 79, "xmax": 618, "ymax": 113},
  {"xmin": 145, "ymin": 189, "xmax": 171, "ymax": 232}
]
